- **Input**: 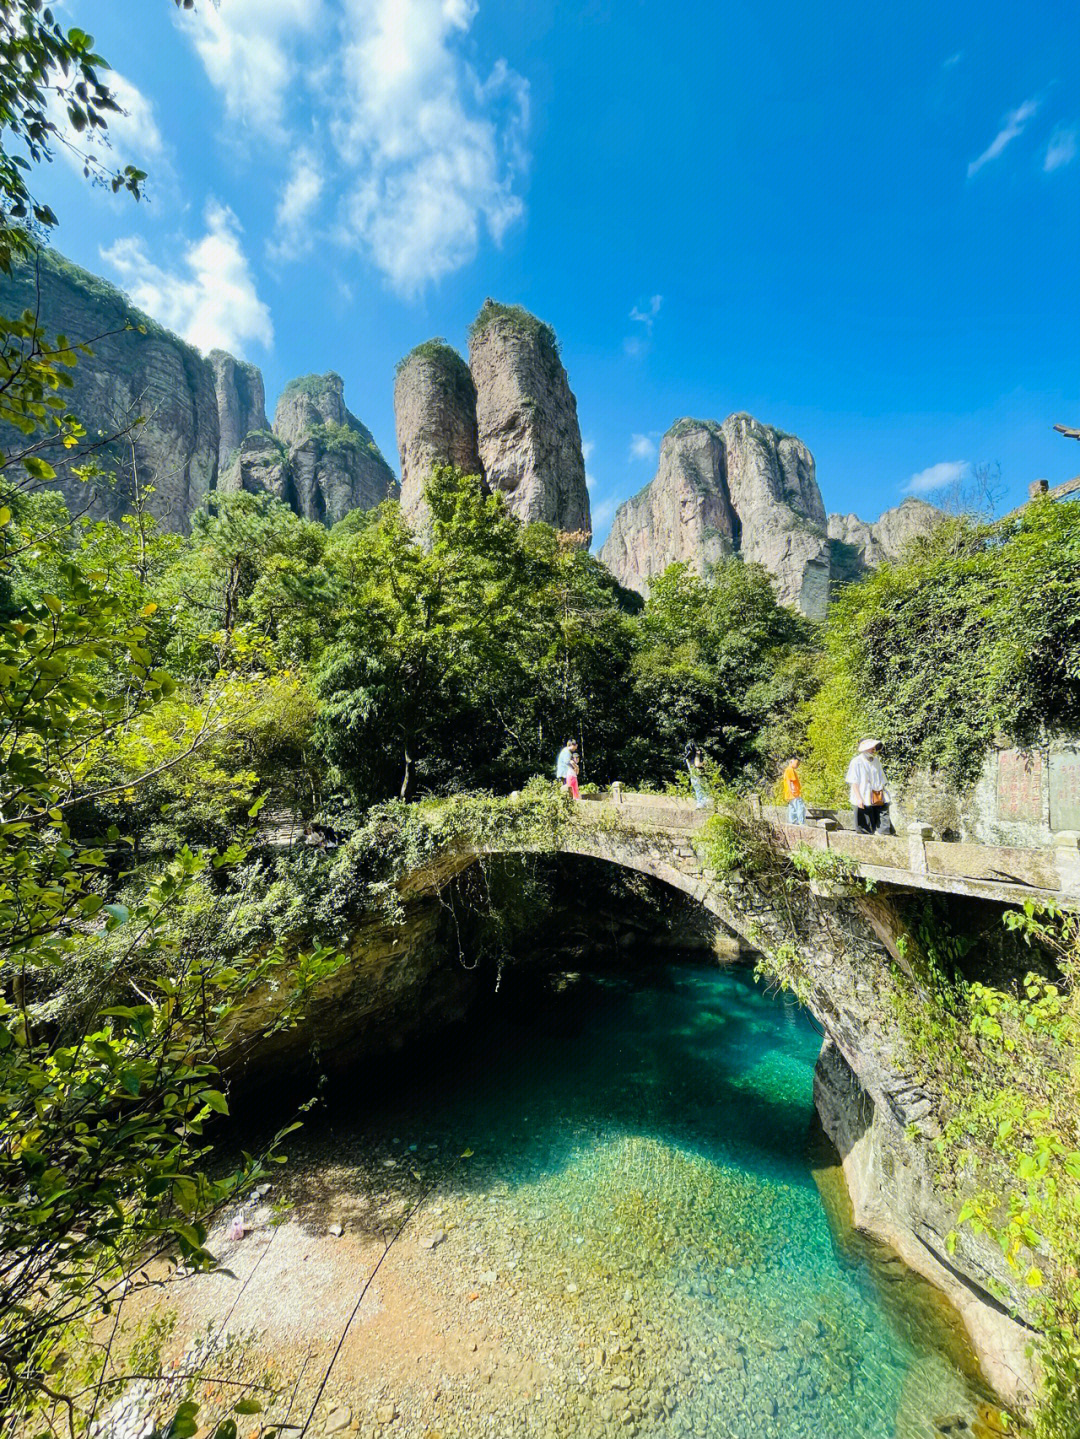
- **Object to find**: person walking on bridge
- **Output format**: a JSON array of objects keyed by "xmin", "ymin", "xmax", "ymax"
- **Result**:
[
  {"xmin": 782, "ymin": 755, "xmax": 805, "ymax": 826},
  {"xmin": 846, "ymin": 738, "xmax": 888, "ymax": 834},
  {"xmin": 556, "ymin": 738, "xmax": 581, "ymax": 800},
  {"xmin": 683, "ymin": 741, "xmax": 710, "ymax": 808}
]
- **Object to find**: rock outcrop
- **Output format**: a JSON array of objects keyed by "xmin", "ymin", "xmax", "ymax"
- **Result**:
[
  {"xmin": 394, "ymin": 341, "xmax": 481, "ymax": 527},
  {"xmin": 222, "ymin": 373, "xmax": 397, "ymax": 524},
  {"xmin": 469, "ymin": 301, "xmax": 590, "ymax": 536},
  {"xmin": 218, "ymin": 430, "xmax": 290, "ymax": 506},
  {"xmin": 600, "ymin": 415, "xmax": 832, "ymax": 618},
  {"xmin": 828, "ymin": 498, "xmax": 945, "ymax": 584},
  {"xmin": 210, "ymin": 350, "xmax": 268, "ymax": 469},
  {"xmin": 0, "ymin": 248, "xmax": 219, "ymax": 531}
]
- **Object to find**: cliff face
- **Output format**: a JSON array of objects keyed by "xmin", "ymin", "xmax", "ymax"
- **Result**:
[
  {"xmin": 828, "ymin": 498, "xmax": 945, "ymax": 584},
  {"xmin": 469, "ymin": 301, "xmax": 590, "ymax": 536},
  {"xmin": 598, "ymin": 421, "xmax": 736, "ymax": 594},
  {"xmin": 0, "ymin": 249, "xmax": 219, "ymax": 531},
  {"xmin": 223, "ymin": 374, "xmax": 397, "ymax": 524},
  {"xmin": 600, "ymin": 414, "xmax": 832, "ymax": 618},
  {"xmin": 210, "ymin": 350, "xmax": 268, "ymax": 469},
  {"xmin": 394, "ymin": 341, "xmax": 481, "ymax": 528}
]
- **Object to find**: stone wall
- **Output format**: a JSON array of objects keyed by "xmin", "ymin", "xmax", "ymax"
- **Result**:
[{"xmin": 902, "ymin": 735, "xmax": 1080, "ymax": 846}]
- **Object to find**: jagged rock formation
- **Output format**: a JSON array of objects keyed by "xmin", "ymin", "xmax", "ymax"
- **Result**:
[
  {"xmin": 222, "ymin": 373, "xmax": 396, "ymax": 524},
  {"xmin": 219, "ymin": 430, "xmax": 290, "ymax": 505},
  {"xmin": 0, "ymin": 248, "xmax": 219, "ymax": 531},
  {"xmin": 210, "ymin": 350, "xmax": 268, "ymax": 469},
  {"xmin": 468, "ymin": 300, "xmax": 590, "ymax": 536},
  {"xmin": 394, "ymin": 340, "xmax": 481, "ymax": 528},
  {"xmin": 600, "ymin": 415, "xmax": 832, "ymax": 618},
  {"xmin": 827, "ymin": 498, "xmax": 945, "ymax": 584}
]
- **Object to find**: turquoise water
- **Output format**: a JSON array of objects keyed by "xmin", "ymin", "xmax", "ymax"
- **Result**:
[{"xmin": 310, "ymin": 961, "xmax": 993, "ymax": 1438}]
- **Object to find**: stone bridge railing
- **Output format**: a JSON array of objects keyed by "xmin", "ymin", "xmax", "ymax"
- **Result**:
[{"xmin": 575, "ymin": 789, "xmax": 1080, "ymax": 909}]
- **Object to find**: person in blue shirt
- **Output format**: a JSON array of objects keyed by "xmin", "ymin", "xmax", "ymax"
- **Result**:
[{"xmin": 555, "ymin": 738, "xmax": 580, "ymax": 799}]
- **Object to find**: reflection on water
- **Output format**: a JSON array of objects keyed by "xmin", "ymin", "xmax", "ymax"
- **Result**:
[{"xmin": 295, "ymin": 961, "xmax": 998, "ymax": 1438}]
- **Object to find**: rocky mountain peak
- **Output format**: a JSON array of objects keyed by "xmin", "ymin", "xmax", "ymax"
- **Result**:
[
  {"xmin": 468, "ymin": 301, "xmax": 590, "ymax": 536},
  {"xmin": 221, "ymin": 371, "xmax": 396, "ymax": 526},
  {"xmin": 0, "ymin": 248, "xmax": 219, "ymax": 532},
  {"xmin": 394, "ymin": 340, "xmax": 481, "ymax": 528},
  {"xmin": 273, "ymin": 372, "xmax": 350, "ymax": 448},
  {"xmin": 827, "ymin": 497, "xmax": 945, "ymax": 582},
  {"xmin": 600, "ymin": 412, "xmax": 831, "ymax": 617},
  {"xmin": 210, "ymin": 349, "xmax": 268, "ymax": 469}
]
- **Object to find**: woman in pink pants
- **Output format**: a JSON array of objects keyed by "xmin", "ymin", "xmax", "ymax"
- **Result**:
[{"xmin": 555, "ymin": 738, "xmax": 581, "ymax": 798}]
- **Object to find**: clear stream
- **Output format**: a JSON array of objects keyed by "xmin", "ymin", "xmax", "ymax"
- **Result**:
[{"xmin": 295, "ymin": 959, "xmax": 995, "ymax": 1439}]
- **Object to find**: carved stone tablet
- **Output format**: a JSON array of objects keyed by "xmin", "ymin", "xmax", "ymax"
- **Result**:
[
  {"xmin": 1050, "ymin": 750, "xmax": 1080, "ymax": 832},
  {"xmin": 997, "ymin": 749, "xmax": 1043, "ymax": 823}
]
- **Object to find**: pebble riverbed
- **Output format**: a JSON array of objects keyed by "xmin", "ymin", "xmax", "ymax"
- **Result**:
[{"xmin": 106, "ymin": 963, "xmax": 1007, "ymax": 1439}]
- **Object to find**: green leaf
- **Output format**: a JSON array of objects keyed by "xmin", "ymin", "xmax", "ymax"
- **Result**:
[{"xmin": 23, "ymin": 456, "xmax": 57, "ymax": 481}]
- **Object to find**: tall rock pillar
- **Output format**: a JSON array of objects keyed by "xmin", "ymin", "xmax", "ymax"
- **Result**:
[
  {"xmin": 209, "ymin": 350, "xmax": 269, "ymax": 469},
  {"xmin": 468, "ymin": 300, "xmax": 591, "ymax": 538},
  {"xmin": 394, "ymin": 341, "xmax": 482, "ymax": 529}
]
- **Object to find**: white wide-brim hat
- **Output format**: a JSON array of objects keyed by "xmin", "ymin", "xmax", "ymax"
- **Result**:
[{"xmin": 858, "ymin": 738, "xmax": 882, "ymax": 753}]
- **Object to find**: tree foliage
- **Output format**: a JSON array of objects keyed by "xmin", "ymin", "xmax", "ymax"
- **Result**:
[{"xmin": 804, "ymin": 503, "xmax": 1080, "ymax": 791}]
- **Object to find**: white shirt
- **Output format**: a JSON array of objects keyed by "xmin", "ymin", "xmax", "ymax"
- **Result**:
[{"xmin": 845, "ymin": 754, "xmax": 886, "ymax": 808}]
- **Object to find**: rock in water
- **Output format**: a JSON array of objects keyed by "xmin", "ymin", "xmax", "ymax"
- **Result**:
[
  {"xmin": 469, "ymin": 300, "xmax": 591, "ymax": 537},
  {"xmin": 827, "ymin": 497, "xmax": 945, "ymax": 585},
  {"xmin": 210, "ymin": 349, "xmax": 269, "ymax": 469},
  {"xmin": 0, "ymin": 248, "xmax": 219, "ymax": 532},
  {"xmin": 394, "ymin": 340, "xmax": 481, "ymax": 529},
  {"xmin": 221, "ymin": 373, "xmax": 395, "ymax": 524},
  {"xmin": 600, "ymin": 414, "xmax": 832, "ymax": 618}
]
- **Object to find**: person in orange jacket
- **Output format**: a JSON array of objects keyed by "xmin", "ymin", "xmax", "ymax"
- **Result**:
[{"xmin": 782, "ymin": 756, "xmax": 805, "ymax": 825}]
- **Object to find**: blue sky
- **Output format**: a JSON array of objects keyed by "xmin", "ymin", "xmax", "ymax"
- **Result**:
[{"xmin": 36, "ymin": 0, "xmax": 1080, "ymax": 541}]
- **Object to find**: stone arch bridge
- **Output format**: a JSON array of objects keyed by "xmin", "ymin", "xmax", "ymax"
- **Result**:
[{"xmin": 257, "ymin": 788, "xmax": 1072, "ymax": 1407}]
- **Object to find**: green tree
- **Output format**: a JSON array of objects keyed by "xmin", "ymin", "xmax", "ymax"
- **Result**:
[
  {"xmin": 629, "ymin": 559, "xmax": 815, "ymax": 783},
  {"xmin": 805, "ymin": 501, "xmax": 1080, "ymax": 791},
  {"xmin": 311, "ymin": 468, "xmax": 638, "ymax": 802}
]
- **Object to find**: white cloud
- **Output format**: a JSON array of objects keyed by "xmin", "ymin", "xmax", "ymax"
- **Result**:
[
  {"xmin": 624, "ymin": 293, "xmax": 663, "ymax": 357},
  {"xmin": 630, "ymin": 433, "xmax": 657, "ymax": 462},
  {"xmin": 630, "ymin": 294, "xmax": 663, "ymax": 330},
  {"xmin": 904, "ymin": 460, "xmax": 969, "ymax": 495},
  {"xmin": 180, "ymin": 0, "xmax": 528, "ymax": 297},
  {"xmin": 967, "ymin": 99, "xmax": 1039, "ymax": 177},
  {"xmin": 176, "ymin": 0, "xmax": 323, "ymax": 139},
  {"xmin": 332, "ymin": 0, "xmax": 529, "ymax": 296},
  {"xmin": 269, "ymin": 147, "xmax": 325, "ymax": 261},
  {"xmin": 101, "ymin": 202, "xmax": 273, "ymax": 356},
  {"xmin": 943, "ymin": 51, "xmax": 963, "ymax": 68},
  {"xmin": 1045, "ymin": 125, "xmax": 1078, "ymax": 172},
  {"xmin": 582, "ymin": 438, "xmax": 595, "ymax": 465}
]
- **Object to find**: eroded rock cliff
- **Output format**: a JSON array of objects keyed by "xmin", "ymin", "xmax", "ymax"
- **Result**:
[
  {"xmin": 469, "ymin": 300, "xmax": 590, "ymax": 536},
  {"xmin": 210, "ymin": 349, "xmax": 268, "ymax": 469},
  {"xmin": 600, "ymin": 414, "xmax": 832, "ymax": 617},
  {"xmin": 222, "ymin": 373, "xmax": 397, "ymax": 524},
  {"xmin": 0, "ymin": 248, "xmax": 219, "ymax": 531},
  {"xmin": 828, "ymin": 498, "xmax": 945, "ymax": 585},
  {"xmin": 394, "ymin": 340, "xmax": 481, "ymax": 528}
]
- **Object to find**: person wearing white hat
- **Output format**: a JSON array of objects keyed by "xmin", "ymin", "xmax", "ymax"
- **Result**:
[{"xmin": 845, "ymin": 738, "xmax": 889, "ymax": 834}]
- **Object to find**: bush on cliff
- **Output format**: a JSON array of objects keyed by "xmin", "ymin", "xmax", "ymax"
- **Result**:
[{"xmin": 802, "ymin": 500, "xmax": 1080, "ymax": 795}]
